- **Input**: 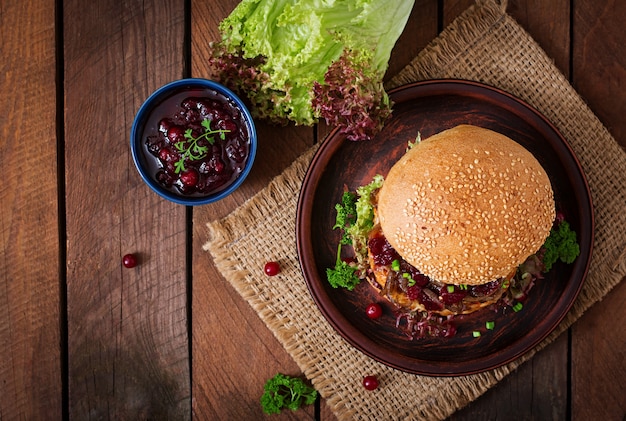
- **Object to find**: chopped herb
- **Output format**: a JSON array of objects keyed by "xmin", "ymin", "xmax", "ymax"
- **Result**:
[
  {"xmin": 512, "ymin": 302, "xmax": 524, "ymax": 312},
  {"xmin": 486, "ymin": 321, "xmax": 495, "ymax": 330},
  {"xmin": 391, "ymin": 259, "xmax": 401, "ymax": 271},
  {"xmin": 447, "ymin": 285, "xmax": 455, "ymax": 293},
  {"xmin": 472, "ymin": 331, "xmax": 481, "ymax": 338},
  {"xmin": 402, "ymin": 272, "xmax": 416, "ymax": 286},
  {"xmin": 406, "ymin": 132, "xmax": 422, "ymax": 151}
]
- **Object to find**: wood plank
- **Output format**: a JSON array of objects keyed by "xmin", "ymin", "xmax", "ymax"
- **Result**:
[
  {"xmin": 0, "ymin": 0, "xmax": 62, "ymax": 418},
  {"xmin": 449, "ymin": 335, "xmax": 570, "ymax": 420},
  {"xmin": 386, "ymin": 0, "xmax": 441, "ymax": 82},
  {"xmin": 63, "ymin": 0, "xmax": 190, "ymax": 418},
  {"xmin": 445, "ymin": 1, "xmax": 571, "ymax": 419},
  {"xmin": 506, "ymin": 0, "xmax": 571, "ymax": 77},
  {"xmin": 571, "ymin": 1, "xmax": 626, "ymax": 419},
  {"xmin": 572, "ymin": 0, "xmax": 626, "ymax": 147},
  {"xmin": 572, "ymin": 281, "xmax": 626, "ymax": 420},
  {"xmin": 190, "ymin": 1, "xmax": 316, "ymax": 419},
  {"xmin": 443, "ymin": 0, "xmax": 571, "ymax": 77}
]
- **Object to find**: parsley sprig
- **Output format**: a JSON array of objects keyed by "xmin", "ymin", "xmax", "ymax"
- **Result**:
[
  {"xmin": 260, "ymin": 373, "xmax": 317, "ymax": 415},
  {"xmin": 333, "ymin": 191, "xmax": 357, "ymax": 245},
  {"xmin": 327, "ymin": 191, "xmax": 361, "ymax": 290},
  {"xmin": 326, "ymin": 244, "xmax": 360, "ymax": 290},
  {"xmin": 541, "ymin": 220, "xmax": 580, "ymax": 271},
  {"xmin": 173, "ymin": 119, "xmax": 229, "ymax": 174}
]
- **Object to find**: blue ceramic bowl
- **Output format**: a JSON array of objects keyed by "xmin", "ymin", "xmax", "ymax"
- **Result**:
[{"xmin": 131, "ymin": 78, "xmax": 257, "ymax": 205}]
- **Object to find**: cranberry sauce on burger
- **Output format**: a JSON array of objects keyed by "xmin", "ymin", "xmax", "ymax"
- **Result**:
[{"xmin": 327, "ymin": 125, "xmax": 578, "ymax": 339}]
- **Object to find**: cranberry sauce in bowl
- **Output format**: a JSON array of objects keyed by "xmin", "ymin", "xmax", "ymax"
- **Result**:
[{"xmin": 131, "ymin": 79, "xmax": 256, "ymax": 205}]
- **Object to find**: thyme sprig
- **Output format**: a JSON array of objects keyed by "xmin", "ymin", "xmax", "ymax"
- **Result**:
[{"xmin": 173, "ymin": 119, "xmax": 229, "ymax": 174}]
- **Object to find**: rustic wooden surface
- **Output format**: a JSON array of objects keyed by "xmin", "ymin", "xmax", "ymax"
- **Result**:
[{"xmin": 1, "ymin": 0, "xmax": 624, "ymax": 420}]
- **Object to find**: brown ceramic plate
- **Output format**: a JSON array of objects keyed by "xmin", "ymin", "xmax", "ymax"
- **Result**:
[{"xmin": 296, "ymin": 80, "xmax": 593, "ymax": 376}]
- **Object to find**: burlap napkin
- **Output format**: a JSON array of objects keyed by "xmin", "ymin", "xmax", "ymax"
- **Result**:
[{"xmin": 203, "ymin": 0, "xmax": 626, "ymax": 419}]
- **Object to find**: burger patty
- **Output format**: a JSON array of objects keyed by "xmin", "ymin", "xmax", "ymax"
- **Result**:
[{"xmin": 366, "ymin": 224, "xmax": 513, "ymax": 316}]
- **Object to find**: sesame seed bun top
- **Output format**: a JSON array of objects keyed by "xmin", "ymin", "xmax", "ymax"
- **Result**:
[{"xmin": 377, "ymin": 125, "xmax": 555, "ymax": 285}]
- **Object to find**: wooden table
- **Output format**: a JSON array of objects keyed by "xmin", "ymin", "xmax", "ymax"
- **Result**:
[{"xmin": 2, "ymin": 0, "xmax": 624, "ymax": 419}]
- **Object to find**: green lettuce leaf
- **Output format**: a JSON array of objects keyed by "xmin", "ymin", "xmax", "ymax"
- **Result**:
[{"xmin": 209, "ymin": 0, "xmax": 415, "ymax": 140}]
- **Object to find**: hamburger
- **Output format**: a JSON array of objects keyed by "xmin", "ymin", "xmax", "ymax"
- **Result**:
[{"xmin": 328, "ymin": 125, "xmax": 575, "ymax": 338}]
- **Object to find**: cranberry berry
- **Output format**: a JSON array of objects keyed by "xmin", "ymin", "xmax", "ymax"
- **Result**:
[
  {"xmin": 264, "ymin": 261, "xmax": 280, "ymax": 276},
  {"xmin": 166, "ymin": 125, "xmax": 185, "ymax": 143},
  {"xmin": 179, "ymin": 168, "xmax": 199, "ymax": 187},
  {"xmin": 122, "ymin": 253, "xmax": 138, "ymax": 268},
  {"xmin": 365, "ymin": 303, "xmax": 383, "ymax": 319},
  {"xmin": 158, "ymin": 147, "xmax": 176, "ymax": 163},
  {"xmin": 362, "ymin": 375, "xmax": 379, "ymax": 391}
]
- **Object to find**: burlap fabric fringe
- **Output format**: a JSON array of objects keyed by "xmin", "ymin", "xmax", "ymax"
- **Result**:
[{"xmin": 203, "ymin": 0, "xmax": 626, "ymax": 419}]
